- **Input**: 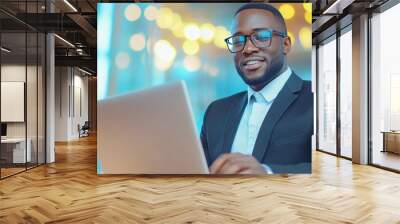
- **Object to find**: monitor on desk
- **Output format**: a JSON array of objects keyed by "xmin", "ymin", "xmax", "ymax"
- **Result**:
[{"xmin": 1, "ymin": 123, "xmax": 7, "ymax": 138}]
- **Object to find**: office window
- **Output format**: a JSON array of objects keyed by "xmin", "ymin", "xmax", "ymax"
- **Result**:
[
  {"xmin": 317, "ymin": 37, "xmax": 337, "ymax": 154},
  {"xmin": 371, "ymin": 3, "xmax": 400, "ymax": 171},
  {"xmin": 339, "ymin": 29, "xmax": 352, "ymax": 158}
]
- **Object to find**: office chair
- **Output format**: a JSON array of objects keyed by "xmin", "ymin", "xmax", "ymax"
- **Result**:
[{"xmin": 79, "ymin": 121, "xmax": 90, "ymax": 138}]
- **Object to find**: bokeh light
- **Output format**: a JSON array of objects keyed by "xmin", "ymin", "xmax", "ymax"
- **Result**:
[
  {"xmin": 299, "ymin": 27, "xmax": 311, "ymax": 49},
  {"xmin": 156, "ymin": 7, "xmax": 174, "ymax": 29},
  {"xmin": 279, "ymin": 4, "xmax": 295, "ymax": 20},
  {"xmin": 124, "ymin": 4, "xmax": 141, "ymax": 22},
  {"xmin": 184, "ymin": 23, "xmax": 201, "ymax": 41},
  {"xmin": 172, "ymin": 21, "xmax": 185, "ymax": 38},
  {"xmin": 182, "ymin": 40, "xmax": 199, "ymax": 55},
  {"xmin": 129, "ymin": 33, "xmax": 146, "ymax": 51},
  {"xmin": 153, "ymin": 39, "xmax": 176, "ymax": 71},
  {"xmin": 305, "ymin": 11, "xmax": 312, "ymax": 24},
  {"xmin": 200, "ymin": 23, "xmax": 215, "ymax": 43},
  {"xmin": 153, "ymin": 39, "xmax": 176, "ymax": 59},
  {"xmin": 170, "ymin": 13, "xmax": 184, "ymax": 38},
  {"xmin": 144, "ymin": 5, "xmax": 158, "ymax": 21},
  {"xmin": 214, "ymin": 26, "xmax": 230, "ymax": 49},
  {"xmin": 184, "ymin": 55, "xmax": 202, "ymax": 72},
  {"xmin": 169, "ymin": 13, "xmax": 182, "ymax": 30},
  {"xmin": 115, "ymin": 52, "xmax": 131, "ymax": 69},
  {"xmin": 303, "ymin": 3, "xmax": 312, "ymax": 13}
]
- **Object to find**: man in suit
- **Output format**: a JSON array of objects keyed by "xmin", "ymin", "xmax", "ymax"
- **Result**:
[{"xmin": 200, "ymin": 3, "xmax": 313, "ymax": 174}]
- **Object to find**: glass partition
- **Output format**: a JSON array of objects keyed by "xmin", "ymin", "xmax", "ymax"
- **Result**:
[
  {"xmin": 0, "ymin": 1, "xmax": 46, "ymax": 179},
  {"xmin": 317, "ymin": 37, "xmax": 337, "ymax": 155},
  {"xmin": 1, "ymin": 30, "xmax": 28, "ymax": 177},
  {"xmin": 27, "ymin": 30, "xmax": 38, "ymax": 169},
  {"xmin": 371, "ymin": 4, "xmax": 400, "ymax": 171},
  {"xmin": 339, "ymin": 29, "xmax": 352, "ymax": 158}
]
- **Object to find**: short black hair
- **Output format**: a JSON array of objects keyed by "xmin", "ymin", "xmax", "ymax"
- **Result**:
[{"xmin": 234, "ymin": 3, "xmax": 287, "ymax": 34}]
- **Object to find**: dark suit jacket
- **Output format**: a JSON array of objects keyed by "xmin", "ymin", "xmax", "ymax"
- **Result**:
[{"xmin": 200, "ymin": 72, "xmax": 313, "ymax": 173}]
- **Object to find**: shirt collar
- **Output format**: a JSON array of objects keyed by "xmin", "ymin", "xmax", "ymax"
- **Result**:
[{"xmin": 247, "ymin": 67, "xmax": 292, "ymax": 103}]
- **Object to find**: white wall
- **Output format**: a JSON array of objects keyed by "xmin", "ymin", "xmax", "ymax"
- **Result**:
[
  {"xmin": 55, "ymin": 67, "xmax": 89, "ymax": 141},
  {"xmin": 1, "ymin": 82, "xmax": 25, "ymax": 122},
  {"xmin": 72, "ymin": 73, "xmax": 89, "ymax": 138},
  {"xmin": 1, "ymin": 66, "xmax": 26, "ymax": 137},
  {"xmin": 55, "ymin": 67, "xmax": 69, "ymax": 141},
  {"xmin": 1, "ymin": 65, "xmax": 39, "ymax": 138}
]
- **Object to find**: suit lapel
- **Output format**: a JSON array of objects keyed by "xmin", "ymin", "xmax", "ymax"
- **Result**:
[
  {"xmin": 252, "ymin": 73, "xmax": 303, "ymax": 162},
  {"xmin": 221, "ymin": 93, "xmax": 247, "ymax": 156}
]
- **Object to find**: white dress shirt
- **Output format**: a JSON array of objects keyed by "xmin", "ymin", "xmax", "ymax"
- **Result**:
[{"xmin": 231, "ymin": 67, "xmax": 292, "ymax": 174}]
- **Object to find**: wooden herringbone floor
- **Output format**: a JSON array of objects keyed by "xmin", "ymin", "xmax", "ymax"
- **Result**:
[{"xmin": 1, "ymin": 134, "xmax": 400, "ymax": 224}]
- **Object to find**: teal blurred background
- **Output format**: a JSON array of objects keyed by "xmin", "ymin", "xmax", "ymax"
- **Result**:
[{"xmin": 97, "ymin": 3, "xmax": 312, "ymax": 131}]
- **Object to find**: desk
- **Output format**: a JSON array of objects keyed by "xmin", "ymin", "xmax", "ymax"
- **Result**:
[
  {"xmin": 1, "ymin": 138, "xmax": 31, "ymax": 163},
  {"xmin": 381, "ymin": 131, "xmax": 400, "ymax": 154}
]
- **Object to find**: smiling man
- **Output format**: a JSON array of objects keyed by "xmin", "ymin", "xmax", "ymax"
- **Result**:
[{"xmin": 200, "ymin": 3, "xmax": 313, "ymax": 174}]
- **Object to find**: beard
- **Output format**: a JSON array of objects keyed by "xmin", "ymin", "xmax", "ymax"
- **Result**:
[{"xmin": 236, "ymin": 57, "xmax": 285, "ymax": 87}]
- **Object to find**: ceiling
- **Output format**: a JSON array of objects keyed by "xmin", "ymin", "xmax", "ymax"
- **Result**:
[
  {"xmin": 0, "ymin": 0, "xmax": 97, "ymax": 74},
  {"xmin": 311, "ymin": 0, "xmax": 390, "ymax": 44}
]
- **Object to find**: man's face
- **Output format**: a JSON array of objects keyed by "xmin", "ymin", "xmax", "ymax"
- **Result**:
[{"xmin": 231, "ymin": 9, "xmax": 289, "ymax": 87}]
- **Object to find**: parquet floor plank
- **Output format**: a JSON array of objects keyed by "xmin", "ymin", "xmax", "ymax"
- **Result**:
[{"xmin": 0, "ymin": 134, "xmax": 399, "ymax": 223}]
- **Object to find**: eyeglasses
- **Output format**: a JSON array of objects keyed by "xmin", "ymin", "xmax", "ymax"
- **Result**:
[{"xmin": 224, "ymin": 28, "xmax": 287, "ymax": 53}]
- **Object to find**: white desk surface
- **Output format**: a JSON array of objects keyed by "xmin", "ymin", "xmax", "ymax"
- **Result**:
[{"xmin": 1, "ymin": 138, "xmax": 29, "ymax": 144}]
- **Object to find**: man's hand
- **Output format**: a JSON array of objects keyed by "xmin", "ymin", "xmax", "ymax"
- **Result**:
[{"xmin": 210, "ymin": 153, "xmax": 266, "ymax": 174}]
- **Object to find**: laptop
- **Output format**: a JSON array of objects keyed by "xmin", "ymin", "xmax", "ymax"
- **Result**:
[{"xmin": 97, "ymin": 81, "xmax": 209, "ymax": 174}]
